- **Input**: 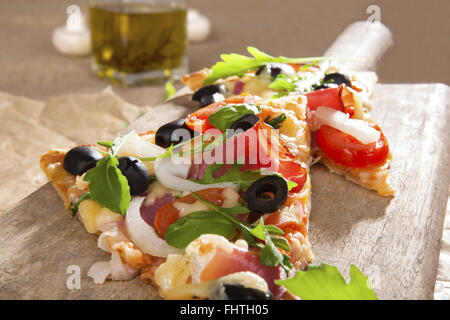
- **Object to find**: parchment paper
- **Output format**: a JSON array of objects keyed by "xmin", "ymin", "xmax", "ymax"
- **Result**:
[{"xmin": 0, "ymin": 87, "xmax": 147, "ymax": 214}]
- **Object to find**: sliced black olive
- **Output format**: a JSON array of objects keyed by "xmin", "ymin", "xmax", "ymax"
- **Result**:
[
  {"xmin": 221, "ymin": 284, "xmax": 272, "ymax": 300},
  {"xmin": 323, "ymin": 72, "xmax": 351, "ymax": 87},
  {"xmin": 192, "ymin": 84, "xmax": 228, "ymax": 108},
  {"xmin": 155, "ymin": 118, "xmax": 194, "ymax": 148},
  {"xmin": 244, "ymin": 176, "xmax": 288, "ymax": 213},
  {"xmin": 230, "ymin": 114, "xmax": 259, "ymax": 133},
  {"xmin": 63, "ymin": 146, "xmax": 103, "ymax": 175},
  {"xmin": 117, "ymin": 156, "xmax": 150, "ymax": 196},
  {"xmin": 313, "ymin": 84, "xmax": 330, "ymax": 91},
  {"xmin": 255, "ymin": 63, "xmax": 295, "ymax": 79}
]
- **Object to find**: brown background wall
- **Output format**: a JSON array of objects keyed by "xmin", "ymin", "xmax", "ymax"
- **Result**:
[{"xmin": 0, "ymin": 0, "xmax": 448, "ymax": 104}]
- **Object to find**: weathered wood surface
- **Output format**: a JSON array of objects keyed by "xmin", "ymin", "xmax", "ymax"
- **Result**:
[{"xmin": 0, "ymin": 83, "xmax": 448, "ymax": 300}]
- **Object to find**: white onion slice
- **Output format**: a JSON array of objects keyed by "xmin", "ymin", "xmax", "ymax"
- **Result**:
[
  {"xmin": 315, "ymin": 107, "xmax": 380, "ymax": 144},
  {"xmin": 125, "ymin": 196, "xmax": 181, "ymax": 257},
  {"xmin": 109, "ymin": 251, "xmax": 138, "ymax": 281},
  {"xmin": 154, "ymin": 157, "xmax": 239, "ymax": 192},
  {"xmin": 116, "ymin": 132, "xmax": 165, "ymax": 158},
  {"xmin": 87, "ymin": 261, "xmax": 111, "ymax": 284}
]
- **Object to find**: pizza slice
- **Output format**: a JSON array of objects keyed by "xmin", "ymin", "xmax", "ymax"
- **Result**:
[
  {"xmin": 182, "ymin": 47, "xmax": 393, "ymax": 196},
  {"xmin": 40, "ymin": 93, "xmax": 314, "ymax": 300}
]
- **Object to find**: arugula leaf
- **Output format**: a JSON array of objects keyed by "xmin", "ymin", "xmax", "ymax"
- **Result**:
[
  {"xmin": 191, "ymin": 192, "xmax": 251, "ymax": 232},
  {"xmin": 192, "ymin": 164, "xmax": 297, "ymax": 192},
  {"xmin": 204, "ymin": 46, "xmax": 329, "ymax": 85},
  {"xmin": 139, "ymin": 144, "xmax": 174, "ymax": 162},
  {"xmin": 83, "ymin": 155, "xmax": 131, "ymax": 215},
  {"xmin": 270, "ymin": 236, "xmax": 291, "ymax": 251},
  {"xmin": 251, "ymin": 219, "xmax": 291, "ymax": 272},
  {"xmin": 208, "ymin": 103, "xmax": 261, "ymax": 132},
  {"xmin": 190, "ymin": 193, "xmax": 292, "ymax": 271},
  {"xmin": 193, "ymin": 164, "xmax": 263, "ymax": 191},
  {"xmin": 275, "ymin": 263, "xmax": 378, "ymax": 300},
  {"xmin": 164, "ymin": 81, "xmax": 177, "ymax": 100},
  {"xmin": 250, "ymin": 219, "xmax": 283, "ymax": 240},
  {"xmin": 264, "ymin": 113, "xmax": 287, "ymax": 129},
  {"xmin": 97, "ymin": 141, "xmax": 113, "ymax": 148},
  {"xmin": 269, "ymin": 75, "xmax": 298, "ymax": 92},
  {"xmin": 164, "ymin": 210, "xmax": 237, "ymax": 249},
  {"xmin": 251, "ymin": 221, "xmax": 290, "ymax": 252},
  {"xmin": 69, "ymin": 192, "xmax": 92, "ymax": 216},
  {"xmin": 260, "ymin": 232, "xmax": 285, "ymax": 267}
]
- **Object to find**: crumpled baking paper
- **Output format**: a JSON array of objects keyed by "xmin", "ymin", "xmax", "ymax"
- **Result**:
[{"xmin": 0, "ymin": 87, "xmax": 146, "ymax": 213}]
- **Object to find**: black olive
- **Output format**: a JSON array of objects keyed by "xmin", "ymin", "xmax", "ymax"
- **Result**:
[
  {"xmin": 155, "ymin": 118, "xmax": 194, "ymax": 148},
  {"xmin": 63, "ymin": 146, "xmax": 103, "ymax": 175},
  {"xmin": 230, "ymin": 114, "xmax": 260, "ymax": 133},
  {"xmin": 255, "ymin": 63, "xmax": 295, "ymax": 79},
  {"xmin": 313, "ymin": 84, "xmax": 330, "ymax": 91},
  {"xmin": 192, "ymin": 84, "xmax": 228, "ymax": 108},
  {"xmin": 117, "ymin": 156, "xmax": 150, "ymax": 196},
  {"xmin": 323, "ymin": 72, "xmax": 351, "ymax": 87},
  {"xmin": 221, "ymin": 284, "xmax": 272, "ymax": 300},
  {"xmin": 244, "ymin": 176, "xmax": 288, "ymax": 213}
]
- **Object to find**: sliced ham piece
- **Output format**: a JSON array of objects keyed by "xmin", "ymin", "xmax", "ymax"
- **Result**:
[
  {"xmin": 200, "ymin": 247, "xmax": 286, "ymax": 299},
  {"xmin": 185, "ymin": 234, "xmax": 286, "ymax": 300},
  {"xmin": 140, "ymin": 193, "xmax": 176, "ymax": 229}
]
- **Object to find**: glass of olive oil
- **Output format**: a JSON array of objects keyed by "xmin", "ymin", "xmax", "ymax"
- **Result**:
[{"xmin": 89, "ymin": 0, "xmax": 187, "ymax": 85}]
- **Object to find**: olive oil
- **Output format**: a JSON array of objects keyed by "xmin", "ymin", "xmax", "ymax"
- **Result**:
[{"xmin": 90, "ymin": 1, "xmax": 187, "ymax": 84}]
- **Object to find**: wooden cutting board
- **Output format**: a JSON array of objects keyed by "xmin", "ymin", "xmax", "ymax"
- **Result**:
[{"xmin": 0, "ymin": 83, "xmax": 448, "ymax": 300}]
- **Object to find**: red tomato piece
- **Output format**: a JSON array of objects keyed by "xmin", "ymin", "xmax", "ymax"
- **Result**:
[
  {"xmin": 316, "ymin": 125, "xmax": 389, "ymax": 168},
  {"xmin": 154, "ymin": 188, "xmax": 237, "ymax": 237},
  {"xmin": 305, "ymin": 86, "xmax": 354, "ymax": 117},
  {"xmin": 234, "ymin": 121, "xmax": 307, "ymax": 193},
  {"xmin": 185, "ymin": 96, "xmax": 255, "ymax": 133}
]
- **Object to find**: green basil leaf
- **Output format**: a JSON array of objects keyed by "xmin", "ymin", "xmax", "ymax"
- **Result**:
[
  {"xmin": 83, "ymin": 155, "xmax": 131, "ymax": 215},
  {"xmin": 164, "ymin": 210, "xmax": 237, "ymax": 249},
  {"xmin": 208, "ymin": 103, "xmax": 261, "ymax": 132}
]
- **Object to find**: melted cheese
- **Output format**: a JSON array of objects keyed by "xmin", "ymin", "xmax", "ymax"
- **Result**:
[
  {"xmin": 173, "ymin": 200, "xmax": 209, "ymax": 217},
  {"xmin": 144, "ymin": 181, "xmax": 170, "ymax": 206},
  {"xmin": 160, "ymin": 271, "xmax": 269, "ymax": 300},
  {"xmin": 221, "ymin": 187, "xmax": 239, "ymax": 208}
]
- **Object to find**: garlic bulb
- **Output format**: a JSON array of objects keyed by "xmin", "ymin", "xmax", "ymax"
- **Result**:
[{"xmin": 52, "ymin": 5, "xmax": 92, "ymax": 56}]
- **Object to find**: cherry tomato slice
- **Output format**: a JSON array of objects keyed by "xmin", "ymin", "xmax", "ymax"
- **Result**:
[
  {"xmin": 305, "ymin": 86, "xmax": 354, "ymax": 117},
  {"xmin": 235, "ymin": 121, "xmax": 307, "ymax": 193},
  {"xmin": 264, "ymin": 194, "xmax": 309, "ymax": 237},
  {"xmin": 316, "ymin": 125, "xmax": 389, "ymax": 168},
  {"xmin": 154, "ymin": 188, "xmax": 234, "ymax": 237},
  {"xmin": 185, "ymin": 96, "xmax": 255, "ymax": 133}
]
